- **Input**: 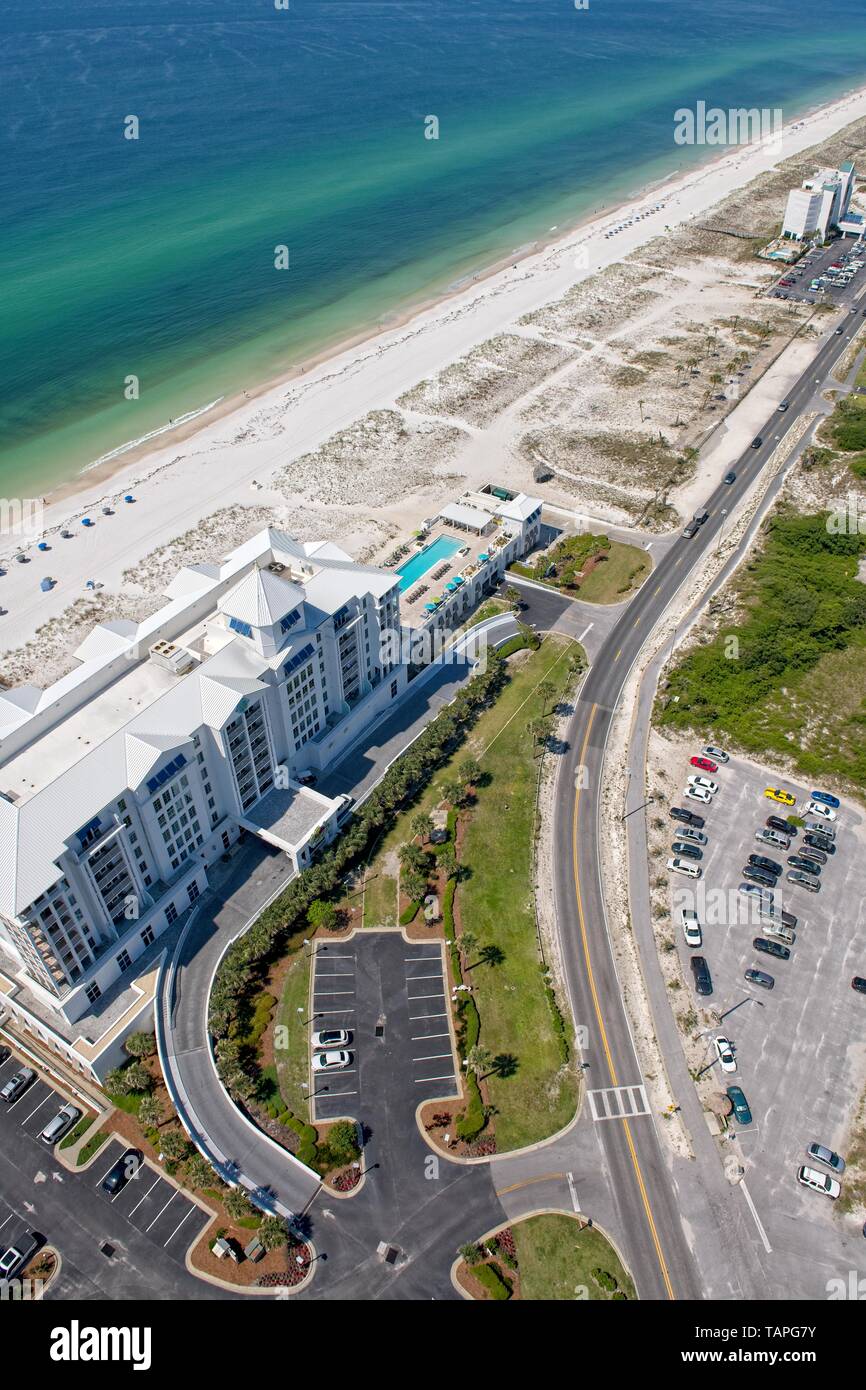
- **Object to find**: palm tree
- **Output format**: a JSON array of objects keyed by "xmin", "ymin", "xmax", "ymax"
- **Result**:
[
  {"xmin": 465, "ymin": 1045, "xmax": 493, "ymax": 1080},
  {"xmin": 537, "ymin": 679, "xmax": 556, "ymax": 715},
  {"xmin": 410, "ymin": 812, "xmax": 434, "ymax": 844},
  {"xmin": 460, "ymin": 928, "xmax": 479, "ymax": 959},
  {"xmin": 138, "ymin": 1094, "xmax": 163, "ymax": 1129},
  {"xmin": 458, "ymin": 757, "xmax": 481, "ymax": 786}
]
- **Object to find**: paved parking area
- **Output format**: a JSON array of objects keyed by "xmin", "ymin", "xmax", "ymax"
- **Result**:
[
  {"xmin": 92, "ymin": 1138, "xmax": 210, "ymax": 1255},
  {"xmin": 668, "ymin": 754, "xmax": 866, "ymax": 1294},
  {"xmin": 310, "ymin": 933, "xmax": 458, "ymax": 1125},
  {"xmin": 0, "ymin": 1051, "xmax": 79, "ymax": 1139},
  {"xmin": 767, "ymin": 234, "xmax": 866, "ymax": 308}
]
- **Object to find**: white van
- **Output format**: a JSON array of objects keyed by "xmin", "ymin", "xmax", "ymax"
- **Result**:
[
  {"xmin": 797, "ymin": 1165, "xmax": 840, "ymax": 1199},
  {"xmin": 667, "ymin": 857, "xmax": 702, "ymax": 879},
  {"xmin": 762, "ymin": 922, "xmax": 795, "ymax": 946}
]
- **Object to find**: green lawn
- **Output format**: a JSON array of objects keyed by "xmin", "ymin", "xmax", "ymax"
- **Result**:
[
  {"xmin": 512, "ymin": 1215, "xmax": 636, "ymax": 1300},
  {"xmin": 576, "ymin": 541, "xmax": 651, "ymax": 603},
  {"xmin": 274, "ymin": 947, "xmax": 313, "ymax": 1121},
  {"xmin": 457, "ymin": 637, "xmax": 579, "ymax": 1149},
  {"xmin": 362, "ymin": 855, "xmax": 398, "ymax": 928}
]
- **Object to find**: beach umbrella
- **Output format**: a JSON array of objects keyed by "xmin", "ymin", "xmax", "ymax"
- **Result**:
[
  {"xmin": 40, "ymin": 577, "xmax": 52, "ymax": 592},
  {"xmin": 37, "ymin": 541, "xmax": 49, "ymax": 551},
  {"xmin": 124, "ymin": 494, "xmax": 135, "ymax": 503},
  {"xmin": 81, "ymin": 517, "xmax": 92, "ymax": 526}
]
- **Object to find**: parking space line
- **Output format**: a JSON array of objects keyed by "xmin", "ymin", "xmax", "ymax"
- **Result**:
[
  {"xmin": 315, "ymin": 971, "xmax": 355, "ymax": 978},
  {"xmin": 413, "ymin": 1052, "xmax": 452, "ymax": 1061},
  {"xmin": 164, "ymin": 1203, "xmax": 199, "ymax": 1247},
  {"xmin": 129, "ymin": 1174, "xmax": 162, "ymax": 1216},
  {"xmin": 314, "ymin": 989, "xmax": 355, "ymax": 996},
  {"xmin": 146, "ymin": 1190, "xmax": 180, "ymax": 1233},
  {"xmin": 21, "ymin": 1092, "xmax": 55, "ymax": 1124},
  {"xmin": 414, "ymin": 1073, "xmax": 456, "ymax": 1083},
  {"xmin": 405, "ymin": 973, "xmax": 444, "ymax": 981},
  {"xmin": 404, "ymin": 955, "xmax": 441, "ymax": 962},
  {"xmin": 407, "ymin": 991, "xmax": 445, "ymax": 1000},
  {"xmin": 314, "ymin": 1089, "xmax": 357, "ymax": 1099},
  {"xmin": 409, "ymin": 1010, "xmax": 448, "ymax": 1020},
  {"xmin": 96, "ymin": 1155, "xmax": 121, "ymax": 1186},
  {"xmin": 411, "ymin": 1031, "xmax": 450, "ymax": 1040},
  {"xmin": 740, "ymin": 1180, "xmax": 773, "ymax": 1254}
]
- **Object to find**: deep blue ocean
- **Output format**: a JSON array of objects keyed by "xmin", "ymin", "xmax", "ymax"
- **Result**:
[{"xmin": 3, "ymin": 0, "xmax": 866, "ymax": 493}]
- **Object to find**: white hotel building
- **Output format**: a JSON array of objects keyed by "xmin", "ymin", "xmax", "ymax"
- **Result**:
[{"xmin": 0, "ymin": 493, "xmax": 542, "ymax": 1080}]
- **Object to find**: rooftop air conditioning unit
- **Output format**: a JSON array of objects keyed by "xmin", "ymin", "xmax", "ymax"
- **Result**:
[
  {"xmin": 149, "ymin": 640, "xmax": 196, "ymax": 676},
  {"xmin": 268, "ymin": 562, "xmax": 286, "ymax": 575}
]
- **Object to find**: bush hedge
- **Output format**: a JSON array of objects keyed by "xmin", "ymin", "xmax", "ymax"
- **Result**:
[{"xmin": 472, "ymin": 1260, "xmax": 512, "ymax": 1300}]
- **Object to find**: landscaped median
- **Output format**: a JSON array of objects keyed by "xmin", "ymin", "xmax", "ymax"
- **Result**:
[
  {"xmin": 361, "ymin": 634, "xmax": 585, "ymax": 1153},
  {"xmin": 455, "ymin": 1213, "xmax": 636, "ymax": 1301}
]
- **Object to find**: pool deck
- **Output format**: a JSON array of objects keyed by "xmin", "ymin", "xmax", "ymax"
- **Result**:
[{"xmin": 384, "ymin": 524, "xmax": 510, "ymax": 629}]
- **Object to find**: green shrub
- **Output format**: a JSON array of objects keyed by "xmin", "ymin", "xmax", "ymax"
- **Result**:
[
  {"xmin": 442, "ymin": 878, "xmax": 456, "ymax": 943},
  {"xmin": 59, "ymin": 1115, "xmax": 92, "ymax": 1150},
  {"xmin": 471, "ymin": 1261, "xmax": 512, "ymax": 1300},
  {"xmin": 592, "ymin": 1267, "xmax": 618, "ymax": 1292},
  {"xmin": 455, "ymin": 1073, "xmax": 486, "ymax": 1141},
  {"xmin": 76, "ymin": 1130, "xmax": 109, "ymax": 1166},
  {"xmin": 399, "ymin": 900, "xmax": 420, "ymax": 925}
]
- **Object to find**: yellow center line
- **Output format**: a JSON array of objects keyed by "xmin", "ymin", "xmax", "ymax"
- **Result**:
[
  {"xmin": 613, "ymin": 648, "xmax": 622, "ymax": 661},
  {"xmin": 572, "ymin": 704, "xmax": 676, "ymax": 1300},
  {"xmin": 495, "ymin": 1172, "xmax": 564, "ymax": 1197}
]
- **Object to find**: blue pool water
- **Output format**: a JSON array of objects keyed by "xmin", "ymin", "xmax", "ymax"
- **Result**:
[{"xmin": 396, "ymin": 537, "xmax": 462, "ymax": 592}]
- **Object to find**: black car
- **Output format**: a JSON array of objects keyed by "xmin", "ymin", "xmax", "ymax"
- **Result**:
[
  {"xmin": 101, "ymin": 1148, "xmax": 143, "ymax": 1196},
  {"xmin": 690, "ymin": 955, "xmax": 713, "ymax": 996},
  {"xmin": 670, "ymin": 806, "xmax": 703, "ymax": 827},
  {"xmin": 788, "ymin": 854, "xmax": 822, "ymax": 875},
  {"xmin": 745, "ymin": 968, "xmax": 775, "ymax": 990},
  {"xmin": 751, "ymin": 436, "xmax": 763, "ymax": 448},
  {"xmin": 743, "ymin": 866, "xmax": 776, "ymax": 888},
  {"xmin": 766, "ymin": 815, "xmax": 797, "ymax": 836},
  {"xmin": 754, "ymin": 937, "xmax": 790, "ymax": 961},
  {"xmin": 748, "ymin": 853, "xmax": 782, "ymax": 876},
  {"xmin": 804, "ymin": 831, "xmax": 835, "ymax": 854},
  {"xmin": 672, "ymin": 841, "xmax": 702, "ymax": 860},
  {"xmin": 723, "ymin": 471, "xmax": 736, "ymax": 484},
  {"xmin": 852, "ymin": 977, "xmax": 866, "ymax": 993}
]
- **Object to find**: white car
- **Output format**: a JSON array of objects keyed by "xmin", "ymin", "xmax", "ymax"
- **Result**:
[
  {"xmin": 703, "ymin": 746, "xmax": 729, "ymax": 764},
  {"xmin": 796, "ymin": 1165, "xmax": 840, "ymax": 1199},
  {"xmin": 680, "ymin": 908, "xmax": 702, "ymax": 947},
  {"xmin": 688, "ymin": 775, "xmax": 719, "ymax": 794},
  {"xmin": 685, "ymin": 786, "xmax": 712, "ymax": 805},
  {"xmin": 713, "ymin": 1036, "xmax": 737, "ymax": 1073},
  {"xmin": 667, "ymin": 857, "xmax": 702, "ymax": 879},
  {"xmin": 312, "ymin": 1029, "xmax": 350, "ymax": 1049},
  {"xmin": 805, "ymin": 800, "xmax": 836, "ymax": 822},
  {"xmin": 311, "ymin": 1050, "xmax": 352, "ymax": 1072}
]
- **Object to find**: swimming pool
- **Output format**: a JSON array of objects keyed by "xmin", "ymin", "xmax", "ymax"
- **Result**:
[{"xmin": 396, "ymin": 535, "xmax": 462, "ymax": 592}]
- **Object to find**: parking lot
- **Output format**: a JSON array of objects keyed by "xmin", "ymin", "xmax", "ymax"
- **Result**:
[
  {"xmin": 310, "ymin": 933, "xmax": 458, "ymax": 1125},
  {"xmin": 767, "ymin": 233, "xmax": 866, "ymax": 307},
  {"xmin": 667, "ymin": 753, "xmax": 866, "ymax": 1294},
  {"xmin": 0, "ymin": 1047, "xmax": 209, "ymax": 1276}
]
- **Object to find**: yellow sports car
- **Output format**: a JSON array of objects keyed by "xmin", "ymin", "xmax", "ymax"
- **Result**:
[{"xmin": 764, "ymin": 787, "xmax": 796, "ymax": 806}]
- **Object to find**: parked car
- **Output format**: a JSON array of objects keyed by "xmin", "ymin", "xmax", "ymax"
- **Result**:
[
  {"xmin": 787, "ymin": 869, "xmax": 820, "ymax": 892},
  {"xmin": 668, "ymin": 857, "xmax": 702, "ymax": 879},
  {"xmin": 671, "ymin": 840, "xmax": 702, "ymax": 860},
  {"xmin": 788, "ymin": 854, "xmax": 822, "ymax": 875},
  {"xmin": 688, "ymin": 775, "xmax": 718, "ymax": 794},
  {"xmin": 762, "ymin": 921, "xmax": 795, "ymax": 945},
  {"xmin": 739, "ymin": 882, "xmax": 774, "ymax": 904},
  {"xmin": 0, "ymin": 1067, "xmax": 35, "ymax": 1105},
  {"xmin": 759, "ymin": 904, "xmax": 797, "ymax": 929},
  {"xmin": 714, "ymin": 1036, "xmax": 737, "ymax": 1073},
  {"xmin": 311, "ymin": 1050, "xmax": 352, "ymax": 1072},
  {"xmin": 703, "ymin": 746, "xmax": 729, "ymax": 763},
  {"xmin": 766, "ymin": 815, "xmax": 797, "ymax": 836},
  {"xmin": 753, "ymin": 937, "xmax": 790, "ymax": 961},
  {"xmin": 799, "ymin": 846, "xmax": 827, "ymax": 866},
  {"xmin": 0, "ymin": 1045, "xmax": 9, "ymax": 1067},
  {"xmin": 764, "ymin": 787, "xmax": 795, "ymax": 806},
  {"xmin": 680, "ymin": 908, "xmax": 702, "ymax": 948},
  {"xmin": 0, "ymin": 1231, "xmax": 39, "ymax": 1281},
  {"xmin": 690, "ymin": 756, "xmax": 718, "ymax": 773},
  {"xmin": 748, "ymin": 853, "xmax": 782, "ymax": 876},
  {"xmin": 311, "ymin": 1029, "xmax": 350, "ymax": 1050},
  {"xmin": 726, "ymin": 1086, "xmax": 752, "ymax": 1125},
  {"xmin": 39, "ymin": 1102, "xmax": 82, "ymax": 1146},
  {"xmin": 797, "ymin": 1165, "xmax": 840, "ymax": 1199},
  {"xmin": 804, "ymin": 831, "xmax": 835, "ymax": 854},
  {"xmin": 677, "ymin": 827, "xmax": 707, "ymax": 846},
  {"xmin": 690, "ymin": 956, "xmax": 713, "ymax": 996},
  {"xmin": 755, "ymin": 827, "xmax": 790, "ymax": 850},
  {"xmin": 101, "ymin": 1148, "xmax": 143, "ymax": 1196},
  {"xmin": 685, "ymin": 786, "xmax": 712, "ymax": 805},
  {"xmin": 805, "ymin": 799, "xmax": 836, "ymax": 821},
  {"xmin": 804, "ymin": 818, "xmax": 835, "ymax": 839},
  {"xmin": 670, "ymin": 806, "xmax": 699, "ymax": 825},
  {"xmin": 744, "ymin": 968, "xmax": 774, "ymax": 990},
  {"xmin": 743, "ymin": 866, "xmax": 777, "ymax": 888},
  {"xmin": 810, "ymin": 790, "xmax": 840, "ymax": 809},
  {"xmin": 806, "ymin": 1143, "xmax": 845, "ymax": 1174},
  {"xmin": 852, "ymin": 977, "xmax": 866, "ymax": 994}
]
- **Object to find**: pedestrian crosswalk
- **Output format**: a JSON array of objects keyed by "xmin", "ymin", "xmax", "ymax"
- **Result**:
[{"xmin": 587, "ymin": 1084, "xmax": 651, "ymax": 1122}]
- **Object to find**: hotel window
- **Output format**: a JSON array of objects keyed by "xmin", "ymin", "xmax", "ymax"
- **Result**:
[
  {"xmin": 229, "ymin": 616, "xmax": 252, "ymax": 638},
  {"xmin": 141, "ymin": 925, "xmax": 155, "ymax": 947},
  {"xmin": 116, "ymin": 949, "xmax": 132, "ymax": 973},
  {"xmin": 187, "ymin": 882, "xmax": 200, "ymax": 905},
  {"xmin": 166, "ymin": 903, "xmax": 178, "ymax": 926},
  {"xmin": 85, "ymin": 982, "xmax": 101, "ymax": 1005},
  {"xmin": 391, "ymin": 680, "xmax": 398, "ymax": 698}
]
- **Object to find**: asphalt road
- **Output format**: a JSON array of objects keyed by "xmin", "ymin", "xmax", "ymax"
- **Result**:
[{"xmin": 553, "ymin": 295, "xmax": 866, "ymax": 1299}]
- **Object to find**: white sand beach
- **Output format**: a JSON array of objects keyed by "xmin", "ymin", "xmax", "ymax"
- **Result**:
[{"xmin": 3, "ymin": 82, "xmax": 866, "ymax": 681}]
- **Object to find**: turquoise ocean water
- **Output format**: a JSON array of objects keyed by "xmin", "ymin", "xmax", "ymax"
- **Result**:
[{"xmin": 3, "ymin": 0, "xmax": 866, "ymax": 497}]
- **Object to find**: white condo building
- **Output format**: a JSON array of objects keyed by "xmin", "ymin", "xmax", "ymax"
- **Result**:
[
  {"xmin": 782, "ymin": 161, "xmax": 857, "ymax": 241},
  {"xmin": 0, "ymin": 494, "xmax": 542, "ymax": 1079}
]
